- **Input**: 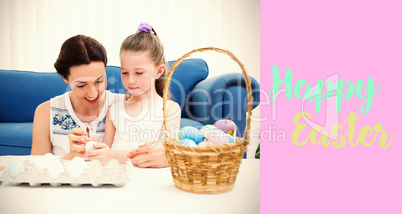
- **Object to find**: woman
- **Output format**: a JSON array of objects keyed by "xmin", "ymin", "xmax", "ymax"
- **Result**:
[{"xmin": 31, "ymin": 35, "xmax": 169, "ymax": 168}]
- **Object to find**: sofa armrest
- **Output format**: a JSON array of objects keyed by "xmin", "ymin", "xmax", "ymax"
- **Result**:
[{"xmin": 185, "ymin": 73, "xmax": 260, "ymax": 137}]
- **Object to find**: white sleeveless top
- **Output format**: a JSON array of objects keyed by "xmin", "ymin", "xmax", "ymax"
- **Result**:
[
  {"xmin": 109, "ymin": 98, "xmax": 173, "ymax": 150},
  {"xmin": 50, "ymin": 90, "xmax": 124, "ymax": 156}
]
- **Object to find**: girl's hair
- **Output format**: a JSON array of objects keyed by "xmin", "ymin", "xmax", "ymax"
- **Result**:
[
  {"xmin": 120, "ymin": 25, "xmax": 170, "ymax": 99},
  {"xmin": 54, "ymin": 35, "xmax": 107, "ymax": 80}
]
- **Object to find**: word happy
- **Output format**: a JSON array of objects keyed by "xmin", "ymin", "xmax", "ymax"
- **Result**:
[{"xmin": 268, "ymin": 66, "xmax": 380, "ymax": 114}]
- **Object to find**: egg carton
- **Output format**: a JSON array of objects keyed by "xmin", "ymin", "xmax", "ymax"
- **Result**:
[{"xmin": 0, "ymin": 156, "xmax": 133, "ymax": 187}]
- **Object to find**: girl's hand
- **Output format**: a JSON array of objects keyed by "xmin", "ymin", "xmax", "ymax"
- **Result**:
[
  {"xmin": 127, "ymin": 141, "xmax": 169, "ymax": 168},
  {"xmin": 86, "ymin": 143, "xmax": 112, "ymax": 166},
  {"xmin": 64, "ymin": 128, "xmax": 89, "ymax": 159}
]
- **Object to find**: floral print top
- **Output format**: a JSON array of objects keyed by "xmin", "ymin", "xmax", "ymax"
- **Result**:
[{"xmin": 49, "ymin": 91, "xmax": 124, "ymax": 157}]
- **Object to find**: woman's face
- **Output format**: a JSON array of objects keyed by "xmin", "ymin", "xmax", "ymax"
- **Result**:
[
  {"xmin": 64, "ymin": 61, "xmax": 107, "ymax": 109},
  {"xmin": 120, "ymin": 51, "xmax": 164, "ymax": 98}
]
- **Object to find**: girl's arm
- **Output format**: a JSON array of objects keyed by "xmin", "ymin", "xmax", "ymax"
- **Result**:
[
  {"xmin": 164, "ymin": 101, "xmax": 181, "ymax": 138},
  {"xmin": 87, "ymin": 108, "xmax": 131, "ymax": 165},
  {"xmin": 103, "ymin": 108, "xmax": 133, "ymax": 163},
  {"xmin": 31, "ymin": 101, "xmax": 52, "ymax": 155},
  {"xmin": 102, "ymin": 108, "xmax": 116, "ymax": 148},
  {"xmin": 128, "ymin": 101, "xmax": 181, "ymax": 168}
]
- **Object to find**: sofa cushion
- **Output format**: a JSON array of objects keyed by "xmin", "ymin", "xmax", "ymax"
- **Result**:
[
  {"xmin": 0, "ymin": 70, "xmax": 69, "ymax": 122},
  {"xmin": 0, "ymin": 145, "xmax": 31, "ymax": 155},
  {"xmin": 105, "ymin": 66, "xmax": 126, "ymax": 94},
  {"xmin": 180, "ymin": 118, "xmax": 204, "ymax": 129},
  {"xmin": 189, "ymin": 73, "xmax": 261, "ymax": 137},
  {"xmin": 168, "ymin": 58, "xmax": 209, "ymax": 119},
  {"xmin": 0, "ymin": 123, "xmax": 33, "ymax": 148}
]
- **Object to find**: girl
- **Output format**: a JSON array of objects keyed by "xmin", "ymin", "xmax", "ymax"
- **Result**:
[
  {"xmin": 87, "ymin": 23, "xmax": 181, "ymax": 167},
  {"xmin": 31, "ymin": 35, "xmax": 124, "ymax": 159}
]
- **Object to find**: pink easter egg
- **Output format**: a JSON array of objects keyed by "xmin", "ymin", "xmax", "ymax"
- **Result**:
[
  {"xmin": 214, "ymin": 119, "xmax": 236, "ymax": 136},
  {"xmin": 197, "ymin": 140, "xmax": 211, "ymax": 147},
  {"xmin": 207, "ymin": 129, "xmax": 230, "ymax": 145}
]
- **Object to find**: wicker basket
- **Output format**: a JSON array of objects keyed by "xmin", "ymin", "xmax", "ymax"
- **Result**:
[{"xmin": 162, "ymin": 47, "xmax": 254, "ymax": 194}]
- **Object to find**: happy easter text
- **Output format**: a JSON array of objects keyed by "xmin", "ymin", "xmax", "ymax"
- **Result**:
[{"xmin": 268, "ymin": 66, "xmax": 393, "ymax": 148}]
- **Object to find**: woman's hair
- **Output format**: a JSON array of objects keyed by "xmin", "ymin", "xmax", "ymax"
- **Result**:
[
  {"xmin": 120, "ymin": 24, "xmax": 170, "ymax": 99},
  {"xmin": 54, "ymin": 35, "xmax": 107, "ymax": 80}
]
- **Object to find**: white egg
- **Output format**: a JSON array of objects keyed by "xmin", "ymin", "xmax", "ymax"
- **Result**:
[
  {"xmin": 33, "ymin": 156, "xmax": 48, "ymax": 173},
  {"xmin": 44, "ymin": 153, "xmax": 58, "ymax": 161},
  {"xmin": 33, "ymin": 153, "xmax": 58, "ymax": 173},
  {"xmin": 7, "ymin": 160, "xmax": 25, "ymax": 178},
  {"xmin": 47, "ymin": 159, "xmax": 64, "ymax": 179},
  {"xmin": 85, "ymin": 141, "xmax": 97, "ymax": 152},
  {"xmin": 67, "ymin": 157, "xmax": 87, "ymax": 179}
]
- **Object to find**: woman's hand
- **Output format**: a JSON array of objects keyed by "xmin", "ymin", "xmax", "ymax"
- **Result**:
[
  {"xmin": 64, "ymin": 128, "xmax": 89, "ymax": 159},
  {"xmin": 127, "ymin": 141, "xmax": 169, "ymax": 168}
]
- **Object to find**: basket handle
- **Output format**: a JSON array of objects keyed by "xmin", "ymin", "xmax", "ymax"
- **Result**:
[{"xmin": 162, "ymin": 47, "xmax": 254, "ymax": 142}]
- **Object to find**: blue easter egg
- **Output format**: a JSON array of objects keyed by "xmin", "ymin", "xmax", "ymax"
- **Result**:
[
  {"xmin": 226, "ymin": 134, "xmax": 235, "ymax": 143},
  {"xmin": 8, "ymin": 160, "xmax": 25, "ymax": 178},
  {"xmin": 178, "ymin": 139, "xmax": 197, "ymax": 147},
  {"xmin": 178, "ymin": 126, "xmax": 204, "ymax": 144}
]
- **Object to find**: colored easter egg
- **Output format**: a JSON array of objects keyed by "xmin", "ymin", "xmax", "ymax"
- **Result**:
[
  {"xmin": 207, "ymin": 129, "xmax": 231, "ymax": 145},
  {"xmin": 197, "ymin": 139, "xmax": 212, "ymax": 147},
  {"xmin": 226, "ymin": 134, "xmax": 235, "ymax": 143},
  {"xmin": 178, "ymin": 126, "xmax": 204, "ymax": 144},
  {"xmin": 214, "ymin": 119, "xmax": 237, "ymax": 136},
  {"xmin": 200, "ymin": 125, "xmax": 218, "ymax": 138},
  {"xmin": 7, "ymin": 160, "xmax": 25, "ymax": 178},
  {"xmin": 178, "ymin": 139, "xmax": 197, "ymax": 147}
]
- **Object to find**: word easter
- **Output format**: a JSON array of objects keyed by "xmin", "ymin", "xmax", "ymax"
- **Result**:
[
  {"xmin": 292, "ymin": 112, "xmax": 393, "ymax": 149},
  {"xmin": 269, "ymin": 66, "xmax": 380, "ymax": 114}
]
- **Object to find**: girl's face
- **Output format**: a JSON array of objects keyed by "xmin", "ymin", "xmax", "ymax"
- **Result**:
[
  {"xmin": 120, "ymin": 51, "xmax": 165, "ymax": 98},
  {"xmin": 64, "ymin": 61, "xmax": 107, "ymax": 109}
]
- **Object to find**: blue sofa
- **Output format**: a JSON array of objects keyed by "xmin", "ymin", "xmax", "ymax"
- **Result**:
[{"xmin": 0, "ymin": 58, "xmax": 260, "ymax": 155}]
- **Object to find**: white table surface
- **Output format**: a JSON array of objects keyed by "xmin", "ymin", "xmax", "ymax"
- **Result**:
[{"xmin": 0, "ymin": 157, "xmax": 260, "ymax": 214}]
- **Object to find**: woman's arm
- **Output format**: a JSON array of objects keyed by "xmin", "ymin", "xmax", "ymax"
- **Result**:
[
  {"xmin": 31, "ymin": 101, "xmax": 88, "ymax": 159},
  {"xmin": 31, "ymin": 101, "xmax": 52, "ymax": 155}
]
